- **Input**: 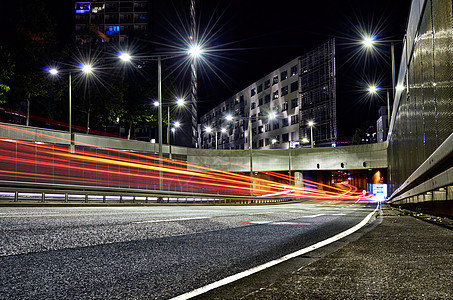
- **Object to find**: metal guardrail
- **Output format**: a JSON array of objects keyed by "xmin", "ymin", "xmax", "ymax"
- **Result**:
[
  {"xmin": 0, "ymin": 181, "xmax": 290, "ymax": 205},
  {"xmin": 387, "ymin": 133, "xmax": 453, "ymax": 206}
]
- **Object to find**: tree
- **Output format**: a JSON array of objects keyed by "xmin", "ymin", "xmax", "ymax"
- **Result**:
[{"xmin": 0, "ymin": 46, "xmax": 14, "ymax": 104}]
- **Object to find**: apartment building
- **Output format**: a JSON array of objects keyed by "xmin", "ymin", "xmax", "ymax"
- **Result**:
[{"xmin": 199, "ymin": 39, "xmax": 337, "ymax": 150}]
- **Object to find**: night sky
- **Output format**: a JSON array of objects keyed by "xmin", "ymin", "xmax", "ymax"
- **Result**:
[{"xmin": 1, "ymin": 0, "xmax": 413, "ymax": 137}]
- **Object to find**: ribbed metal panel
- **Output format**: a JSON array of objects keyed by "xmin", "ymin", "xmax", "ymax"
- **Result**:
[{"xmin": 388, "ymin": 0, "xmax": 453, "ymax": 195}]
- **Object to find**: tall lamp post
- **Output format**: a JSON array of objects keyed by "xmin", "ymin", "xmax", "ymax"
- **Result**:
[
  {"xmin": 48, "ymin": 64, "xmax": 93, "ymax": 135},
  {"xmin": 205, "ymin": 126, "xmax": 226, "ymax": 150},
  {"xmin": 362, "ymin": 35, "xmax": 402, "ymax": 125}
]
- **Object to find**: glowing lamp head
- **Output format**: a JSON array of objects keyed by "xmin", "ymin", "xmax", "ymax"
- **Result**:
[
  {"xmin": 153, "ymin": 101, "xmax": 159, "ymax": 107},
  {"xmin": 188, "ymin": 45, "xmax": 202, "ymax": 58},
  {"xmin": 81, "ymin": 64, "xmax": 93, "ymax": 74},
  {"xmin": 368, "ymin": 85, "xmax": 378, "ymax": 94},
  {"xmin": 308, "ymin": 121, "xmax": 314, "ymax": 127},
  {"xmin": 225, "ymin": 114, "xmax": 233, "ymax": 121},
  {"xmin": 118, "ymin": 52, "xmax": 132, "ymax": 62},
  {"xmin": 363, "ymin": 36, "xmax": 376, "ymax": 48},
  {"xmin": 302, "ymin": 137, "xmax": 309, "ymax": 143},
  {"xmin": 205, "ymin": 126, "xmax": 212, "ymax": 133},
  {"xmin": 220, "ymin": 128, "xmax": 227, "ymax": 133},
  {"xmin": 176, "ymin": 98, "xmax": 185, "ymax": 106},
  {"xmin": 174, "ymin": 121, "xmax": 181, "ymax": 128},
  {"xmin": 269, "ymin": 112, "xmax": 277, "ymax": 120},
  {"xmin": 49, "ymin": 68, "xmax": 58, "ymax": 75}
]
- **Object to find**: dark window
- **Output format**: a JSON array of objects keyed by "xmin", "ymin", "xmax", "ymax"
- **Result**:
[
  {"xmin": 259, "ymin": 139, "xmax": 264, "ymax": 147},
  {"xmin": 291, "ymin": 115, "xmax": 299, "ymax": 124},
  {"xmin": 282, "ymin": 118, "xmax": 289, "ymax": 127},
  {"xmin": 273, "ymin": 90, "xmax": 279, "ymax": 99},
  {"xmin": 258, "ymin": 126, "xmax": 264, "ymax": 133},
  {"xmin": 251, "ymin": 102, "xmax": 256, "ymax": 109},
  {"xmin": 281, "ymin": 70, "xmax": 288, "ymax": 81},
  {"xmin": 272, "ymin": 76, "xmax": 278, "ymax": 85},
  {"xmin": 291, "ymin": 98, "xmax": 298, "ymax": 108},
  {"xmin": 264, "ymin": 80, "xmax": 270, "ymax": 89},
  {"xmin": 281, "ymin": 86, "xmax": 288, "ymax": 96},
  {"xmin": 251, "ymin": 88, "xmax": 256, "ymax": 97},
  {"xmin": 273, "ymin": 121, "xmax": 279, "ymax": 130},
  {"xmin": 265, "ymin": 124, "xmax": 271, "ymax": 132},
  {"xmin": 290, "ymin": 81, "xmax": 298, "ymax": 93},
  {"xmin": 258, "ymin": 98, "xmax": 263, "ymax": 106},
  {"xmin": 265, "ymin": 138, "xmax": 270, "ymax": 146},
  {"xmin": 282, "ymin": 133, "xmax": 289, "ymax": 142},
  {"xmin": 257, "ymin": 84, "xmax": 263, "ymax": 93},
  {"xmin": 264, "ymin": 94, "xmax": 271, "ymax": 103}
]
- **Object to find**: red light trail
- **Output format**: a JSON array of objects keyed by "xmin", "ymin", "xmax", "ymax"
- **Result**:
[{"xmin": 0, "ymin": 124, "xmax": 368, "ymax": 200}]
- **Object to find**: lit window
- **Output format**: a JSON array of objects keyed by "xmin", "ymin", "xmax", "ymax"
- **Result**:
[
  {"xmin": 75, "ymin": 2, "xmax": 90, "ymax": 13},
  {"xmin": 264, "ymin": 80, "xmax": 270, "ymax": 90},
  {"xmin": 273, "ymin": 90, "xmax": 279, "ymax": 99},
  {"xmin": 272, "ymin": 76, "xmax": 278, "ymax": 85},
  {"xmin": 257, "ymin": 84, "xmax": 263, "ymax": 93},
  {"xmin": 291, "ymin": 65, "xmax": 298, "ymax": 76},
  {"xmin": 105, "ymin": 25, "xmax": 120, "ymax": 35}
]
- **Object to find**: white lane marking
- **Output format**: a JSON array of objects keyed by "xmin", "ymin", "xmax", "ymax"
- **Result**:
[
  {"xmin": 133, "ymin": 217, "xmax": 211, "ymax": 224},
  {"xmin": 170, "ymin": 204, "xmax": 378, "ymax": 300},
  {"xmin": 303, "ymin": 214, "xmax": 325, "ymax": 218},
  {"xmin": 330, "ymin": 213, "xmax": 346, "ymax": 216}
]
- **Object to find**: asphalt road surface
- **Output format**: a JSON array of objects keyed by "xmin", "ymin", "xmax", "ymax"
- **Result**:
[{"xmin": 0, "ymin": 200, "xmax": 376, "ymax": 299}]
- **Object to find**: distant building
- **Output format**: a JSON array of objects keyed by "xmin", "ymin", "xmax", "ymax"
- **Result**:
[
  {"xmin": 376, "ymin": 106, "xmax": 390, "ymax": 142},
  {"xmin": 199, "ymin": 39, "xmax": 337, "ymax": 150},
  {"xmin": 74, "ymin": 1, "xmax": 149, "ymax": 45}
]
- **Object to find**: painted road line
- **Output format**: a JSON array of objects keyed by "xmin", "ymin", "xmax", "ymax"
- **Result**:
[
  {"xmin": 303, "ymin": 214, "xmax": 325, "ymax": 218},
  {"xmin": 170, "ymin": 204, "xmax": 379, "ymax": 300},
  {"xmin": 133, "ymin": 217, "xmax": 211, "ymax": 224},
  {"xmin": 239, "ymin": 221, "xmax": 311, "ymax": 226}
]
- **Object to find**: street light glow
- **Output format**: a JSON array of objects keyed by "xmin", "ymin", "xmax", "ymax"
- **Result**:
[
  {"xmin": 174, "ymin": 121, "xmax": 181, "ymax": 128},
  {"xmin": 176, "ymin": 98, "xmax": 185, "ymax": 106},
  {"xmin": 81, "ymin": 64, "xmax": 93, "ymax": 74},
  {"xmin": 188, "ymin": 45, "xmax": 203, "ymax": 58},
  {"xmin": 396, "ymin": 85, "xmax": 405, "ymax": 91},
  {"xmin": 118, "ymin": 52, "xmax": 132, "ymax": 62},
  {"xmin": 368, "ymin": 85, "xmax": 379, "ymax": 94},
  {"xmin": 49, "ymin": 68, "xmax": 58, "ymax": 75},
  {"xmin": 269, "ymin": 112, "xmax": 277, "ymax": 120},
  {"xmin": 221, "ymin": 128, "xmax": 227, "ymax": 133},
  {"xmin": 225, "ymin": 114, "xmax": 233, "ymax": 121},
  {"xmin": 205, "ymin": 126, "xmax": 212, "ymax": 133},
  {"xmin": 153, "ymin": 101, "xmax": 160, "ymax": 107},
  {"xmin": 308, "ymin": 121, "xmax": 314, "ymax": 127},
  {"xmin": 363, "ymin": 35, "xmax": 376, "ymax": 48}
]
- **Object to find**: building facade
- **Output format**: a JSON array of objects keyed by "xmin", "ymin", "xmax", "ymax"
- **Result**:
[
  {"xmin": 74, "ymin": 1, "xmax": 149, "ymax": 45},
  {"xmin": 199, "ymin": 39, "xmax": 336, "ymax": 150},
  {"xmin": 376, "ymin": 106, "xmax": 390, "ymax": 143}
]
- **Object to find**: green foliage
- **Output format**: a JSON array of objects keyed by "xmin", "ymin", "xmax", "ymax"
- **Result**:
[{"xmin": 0, "ymin": 46, "xmax": 14, "ymax": 104}]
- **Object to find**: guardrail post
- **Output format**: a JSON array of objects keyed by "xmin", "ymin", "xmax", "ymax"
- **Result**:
[
  {"xmin": 85, "ymin": 194, "xmax": 88, "ymax": 203},
  {"xmin": 103, "ymin": 195, "xmax": 106, "ymax": 203},
  {"xmin": 41, "ymin": 192, "xmax": 45, "ymax": 202},
  {"xmin": 65, "ymin": 193, "xmax": 68, "ymax": 202},
  {"xmin": 14, "ymin": 191, "xmax": 18, "ymax": 202},
  {"xmin": 120, "ymin": 196, "xmax": 123, "ymax": 203}
]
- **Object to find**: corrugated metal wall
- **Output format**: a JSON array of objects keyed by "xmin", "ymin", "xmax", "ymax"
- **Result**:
[{"xmin": 388, "ymin": 0, "xmax": 453, "ymax": 194}]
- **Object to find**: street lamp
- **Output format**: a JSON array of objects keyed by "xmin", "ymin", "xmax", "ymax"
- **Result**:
[
  {"xmin": 205, "ymin": 126, "xmax": 226, "ymax": 150},
  {"xmin": 118, "ymin": 48, "xmax": 202, "ymax": 161},
  {"xmin": 367, "ymin": 85, "xmax": 405, "ymax": 127},
  {"xmin": 362, "ymin": 35, "xmax": 400, "ymax": 115},
  {"xmin": 308, "ymin": 120, "xmax": 315, "ymax": 148},
  {"xmin": 225, "ymin": 112, "xmax": 277, "ymax": 196},
  {"xmin": 47, "ymin": 64, "xmax": 93, "ymax": 136}
]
